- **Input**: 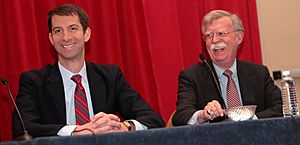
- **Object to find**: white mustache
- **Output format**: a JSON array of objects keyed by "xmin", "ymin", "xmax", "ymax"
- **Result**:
[{"xmin": 210, "ymin": 42, "xmax": 227, "ymax": 50}]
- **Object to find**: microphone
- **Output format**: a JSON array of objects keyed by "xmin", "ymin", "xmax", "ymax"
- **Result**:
[
  {"xmin": 1, "ymin": 78, "xmax": 32, "ymax": 141},
  {"xmin": 199, "ymin": 54, "xmax": 225, "ymax": 109}
]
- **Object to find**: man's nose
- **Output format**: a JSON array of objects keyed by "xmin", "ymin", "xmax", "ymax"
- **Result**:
[
  {"xmin": 62, "ymin": 31, "xmax": 72, "ymax": 41},
  {"xmin": 211, "ymin": 33, "xmax": 220, "ymax": 43}
]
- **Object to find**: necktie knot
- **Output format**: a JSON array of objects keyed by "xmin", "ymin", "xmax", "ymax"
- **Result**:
[
  {"xmin": 71, "ymin": 74, "xmax": 82, "ymax": 84},
  {"xmin": 223, "ymin": 70, "xmax": 233, "ymax": 78}
]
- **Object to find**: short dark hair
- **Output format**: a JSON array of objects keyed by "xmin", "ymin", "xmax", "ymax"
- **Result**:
[{"xmin": 48, "ymin": 4, "xmax": 89, "ymax": 33}]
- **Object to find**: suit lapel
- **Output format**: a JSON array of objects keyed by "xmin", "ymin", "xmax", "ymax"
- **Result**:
[
  {"xmin": 86, "ymin": 63, "xmax": 106, "ymax": 113},
  {"xmin": 205, "ymin": 61, "xmax": 226, "ymax": 108},
  {"xmin": 47, "ymin": 63, "xmax": 66, "ymax": 123},
  {"xmin": 237, "ymin": 61, "xmax": 255, "ymax": 105}
]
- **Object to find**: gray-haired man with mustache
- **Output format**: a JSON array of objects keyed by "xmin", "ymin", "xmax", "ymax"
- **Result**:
[{"xmin": 172, "ymin": 10, "xmax": 282, "ymax": 126}]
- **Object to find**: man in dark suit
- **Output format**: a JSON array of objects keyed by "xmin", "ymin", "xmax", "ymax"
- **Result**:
[
  {"xmin": 172, "ymin": 10, "xmax": 282, "ymax": 126},
  {"xmin": 13, "ymin": 4, "xmax": 164, "ymax": 138}
]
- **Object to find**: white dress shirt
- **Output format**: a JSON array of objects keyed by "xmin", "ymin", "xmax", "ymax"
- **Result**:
[
  {"xmin": 57, "ymin": 61, "xmax": 146, "ymax": 136},
  {"xmin": 188, "ymin": 60, "xmax": 242, "ymax": 125}
]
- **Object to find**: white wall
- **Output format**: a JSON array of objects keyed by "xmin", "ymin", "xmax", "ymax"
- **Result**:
[{"xmin": 257, "ymin": 0, "xmax": 300, "ymax": 105}]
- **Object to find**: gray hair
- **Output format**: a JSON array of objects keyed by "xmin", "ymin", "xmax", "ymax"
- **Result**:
[{"xmin": 202, "ymin": 10, "xmax": 244, "ymax": 34}]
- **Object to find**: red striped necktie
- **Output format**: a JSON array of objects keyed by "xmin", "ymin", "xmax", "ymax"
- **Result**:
[
  {"xmin": 223, "ymin": 70, "xmax": 241, "ymax": 107},
  {"xmin": 71, "ymin": 74, "xmax": 90, "ymax": 125}
]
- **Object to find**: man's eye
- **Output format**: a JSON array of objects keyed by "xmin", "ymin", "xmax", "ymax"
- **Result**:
[
  {"xmin": 53, "ymin": 29, "xmax": 61, "ymax": 34},
  {"xmin": 218, "ymin": 32, "xmax": 227, "ymax": 36},
  {"xmin": 206, "ymin": 33, "xmax": 213, "ymax": 38},
  {"xmin": 70, "ymin": 27, "xmax": 78, "ymax": 31}
]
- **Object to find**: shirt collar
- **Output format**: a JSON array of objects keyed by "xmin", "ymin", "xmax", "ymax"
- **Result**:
[
  {"xmin": 58, "ymin": 61, "xmax": 88, "ymax": 84},
  {"xmin": 213, "ymin": 59, "xmax": 237, "ymax": 78}
]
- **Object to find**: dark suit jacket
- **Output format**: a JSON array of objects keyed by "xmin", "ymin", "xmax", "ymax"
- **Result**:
[
  {"xmin": 13, "ymin": 62, "xmax": 165, "ymax": 138},
  {"xmin": 172, "ymin": 60, "xmax": 283, "ymax": 126}
]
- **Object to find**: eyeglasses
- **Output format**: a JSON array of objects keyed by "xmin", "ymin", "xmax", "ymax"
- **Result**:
[{"xmin": 202, "ymin": 30, "xmax": 241, "ymax": 42}]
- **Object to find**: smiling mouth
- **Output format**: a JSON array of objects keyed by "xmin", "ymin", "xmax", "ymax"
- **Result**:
[
  {"xmin": 213, "ymin": 47, "xmax": 225, "ymax": 52},
  {"xmin": 62, "ymin": 44, "xmax": 74, "ymax": 49}
]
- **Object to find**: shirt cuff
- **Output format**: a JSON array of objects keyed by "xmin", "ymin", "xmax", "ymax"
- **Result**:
[
  {"xmin": 252, "ymin": 114, "xmax": 258, "ymax": 120},
  {"xmin": 57, "ymin": 125, "xmax": 77, "ymax": 136},
  {"xmin": 188, "ymin": 110, "xmax": 201, "ymax": 125},
  {"xmin": 127, "ymin": 119, "xmax": 148, "ymax": 130}
]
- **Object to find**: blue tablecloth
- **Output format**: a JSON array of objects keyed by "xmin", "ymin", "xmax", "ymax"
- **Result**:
[{"xmin": 1, "ymin": 116, "xmax": 299, "ymax": 145}]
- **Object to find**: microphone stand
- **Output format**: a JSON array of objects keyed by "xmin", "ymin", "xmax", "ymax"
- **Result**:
[
  {"xmin": 199, "ymin": 54, "xmax": 228, "ymax": 122},
  {"xmin": 1, "ymin": 79, "xmax": 32, "ymax": 141},
  {"xmin": 199, "ymin": 54, "xmax": 227, "ymax": 109}
]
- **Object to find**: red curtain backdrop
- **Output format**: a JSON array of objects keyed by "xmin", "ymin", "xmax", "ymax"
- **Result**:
[{"xmin": 0, "ymin": 0, "xmax": 261, "ymax": 141}]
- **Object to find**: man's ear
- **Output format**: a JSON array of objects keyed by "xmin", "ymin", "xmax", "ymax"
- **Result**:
[
  {"xmin": 49, "ymin": 33, "xmax": 54, "ymax": 45},
  {"xmin": 236, "ymin": 31, "xmax": 244, "ymax": 45},
  {"xmin": 84, "ymin": 27, "xmax": 91, "ymax": 42}
]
